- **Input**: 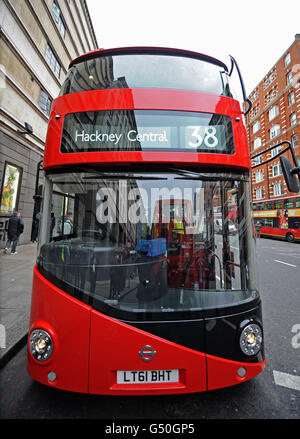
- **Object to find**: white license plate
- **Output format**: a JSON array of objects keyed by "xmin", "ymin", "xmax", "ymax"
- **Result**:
[{"xmin": 117, "ymin": 369, "xmax": 179, "ymax": 384}]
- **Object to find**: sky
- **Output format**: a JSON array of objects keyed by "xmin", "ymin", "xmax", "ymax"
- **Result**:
[{"xmin": 86, "ymin": 0, "xmax": 299, "ymax": 96}]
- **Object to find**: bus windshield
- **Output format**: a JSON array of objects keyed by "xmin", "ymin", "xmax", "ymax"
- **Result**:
[
  {"xmin": 37, "ymin": 169, "xmax": 258, "ymax": 320},
  {"xmin": 59, "ymin": 53, "xmax": 233, "ymax": 97}
]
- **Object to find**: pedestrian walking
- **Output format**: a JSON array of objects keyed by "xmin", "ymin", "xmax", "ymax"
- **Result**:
[
  {"xmin": 62, "ymin": 212, "xmax": 73, "ymax": 235},
  {"xmin": 255, "ymin": 221, "xmax": 262, "ymax": 238},
  {"xmin": 3, "ymin": 209, "xmax": 24, "ymax": 254},
  {"xmin": 50, "ymin": 212, "xmax": 56, "ymax": 239},
  {"xmin": 31, "ymin": 211, "xmax": 40, "ymax": 242}
]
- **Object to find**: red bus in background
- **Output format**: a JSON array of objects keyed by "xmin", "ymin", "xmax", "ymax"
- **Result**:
[
  {"xmin": 27, "ymin": 47, "xmax": 265, "ymax": 395},
  {"xmin": 252, "ymin": 194, "xmax": 300, "ymax": 242},
  {"xmin": 153, "ymin": 198, "xmax": 209, "ymax": 290}
]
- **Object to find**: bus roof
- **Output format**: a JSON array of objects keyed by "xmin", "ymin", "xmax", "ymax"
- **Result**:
[{"xmin": 69, "ymin": 46, "xmax": 228, "ymax": 72}]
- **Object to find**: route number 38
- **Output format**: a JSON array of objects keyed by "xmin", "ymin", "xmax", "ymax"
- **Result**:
[{"xmin": 186, "ymin": 126, "xmax": 219, "ymax": 149}]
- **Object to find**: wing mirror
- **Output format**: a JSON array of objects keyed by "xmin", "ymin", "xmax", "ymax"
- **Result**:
[
  {"xmin": 252, "ymin": 141, "xmax": 300, "ymax": 193},
  {"xmin": 280, "ymin": 155, "xmax": 300, "ymax": 193}
]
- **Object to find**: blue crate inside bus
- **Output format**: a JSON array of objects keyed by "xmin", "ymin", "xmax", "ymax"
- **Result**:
[{"xmin": 135, "ymin": 238, "xmax": 166, "ymax": 257}]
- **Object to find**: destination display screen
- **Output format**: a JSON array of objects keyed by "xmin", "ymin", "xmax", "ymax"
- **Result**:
[{"xmin": 61, "ymin": 110, "xmax": 234, "ymax": 154}]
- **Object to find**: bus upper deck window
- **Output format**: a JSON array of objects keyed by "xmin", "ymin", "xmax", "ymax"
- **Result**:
[
  {"xmin": 284, "ymin": 199, "xmax": 295, "ymax": 209},
  {"xmin": 274, "ymin": 200, "xmax": 283, "ymax": 209},
  {"xmin": 264, "ymin": 202, "xmax": 272, "ymax": 210},
  {"xmin": 59, "ymin": 54, "xmax": 233, "ymax": 97}
]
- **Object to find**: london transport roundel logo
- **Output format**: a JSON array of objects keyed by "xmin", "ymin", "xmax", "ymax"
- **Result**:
[{"xmin": 139, "ymin": 345, "xmax": 156, "ymax": 361}]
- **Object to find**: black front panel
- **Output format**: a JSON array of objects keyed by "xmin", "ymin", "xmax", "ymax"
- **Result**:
[
  {"xmin": 125, "ymin": 302, "xmax": 264, "ymax": 363},
  {"xmin": 204, "ymin": 303, "xmax": 264, "ymax": 363},
  {"xmin": 126, "ymin": 319, "xmax": 205, "ymax": 353}
]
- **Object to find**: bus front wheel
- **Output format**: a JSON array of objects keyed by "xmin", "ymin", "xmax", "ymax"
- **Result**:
[{"xmin": 286, "ymin": 232, "xmax": 294, "ymax": 243}]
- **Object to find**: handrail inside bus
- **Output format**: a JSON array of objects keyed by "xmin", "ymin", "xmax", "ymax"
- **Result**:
[{"xmin": 208, "ymin": 249, "xmax": 223, "ymax": 288}]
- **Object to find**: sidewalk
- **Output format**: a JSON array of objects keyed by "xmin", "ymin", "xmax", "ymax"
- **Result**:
[{"xmin": 0, "ymin": 242, "xmax": 37, "ymax": 368}]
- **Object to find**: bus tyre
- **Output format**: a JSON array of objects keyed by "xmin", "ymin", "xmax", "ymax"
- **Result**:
[{"xmin": 286, "ymin": 232, "xmax": 294, "ymax": 243}]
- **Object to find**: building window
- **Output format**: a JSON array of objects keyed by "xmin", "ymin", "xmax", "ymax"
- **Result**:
[
  {"xmin": 251, "ymin": 89, "xmax": 259, "ymax": 102},
  {"xmin": 271, "ymin": 144, "xmax": 282, "ymax": 157},
  {"xmin": 292, "ymin": 133, "xmax": 298, "ymax": 148},
  {"xmin": 290, "ymin": 112, "xmax": 296, "ymax": 126},
  {"xmin": 256, "ymin": 187, "xmax": 264, "ymax": 200},
  {"xmin": 253, "ymin": 120, "xmax": 260, "ymax": 134},
  {"xmin": 52, "ymin": 1, "xmax": 66, "ymax": 38},
  {"xmin": 265, "ymin": 86, "xmax": 278, "ymax": 105},
  {"xmin": 288, "ymin": 91, "xmax": 295, "ymax": 105},
  {"xmin": 38, "ymin": 90, "xmax": 52, "ymax": 115},
  {"xmin": 272, "ymin": 163, "xmax": 282, "ymax": 177},
  {"xmin": 255, "ymin": 170, "xmax": 263, "ymax": 183},
  {"xmin": 253, "ymin": 154, "xmax": 262, "ymax": 166},
  {"xmin": 273, "ymin": 182, "xmax": 284, "ymax": 197},
  {"xmin": 270, "ymin": 124, "xmax": 280, "ymax": 139},
  {"xmin": 269, "ymin": 105, "xmax": 279, "ymax": 121},
  {"xmin": 254, "ymin": 137, "xmax": 262, "ymax": 149},
  {"xmin": 286, "ymin": 71, "xmax": 293, "ymax": 85},
  {"xmin": 264, "ymin": 69, "xmax": 276, "ymax": 89},
  {"xmin": 284, "ymin": 53, "xmax": 291, "ymax": 67},
  {"xmin": 250, "ymin": 104, "xmax": 260, "ymax": 120},
  {"xmin": 46, "ymin": 43, "xmax": 61, "ymax": 78}
]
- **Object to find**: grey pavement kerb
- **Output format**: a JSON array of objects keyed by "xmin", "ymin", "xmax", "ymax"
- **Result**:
[{"xmin": 0, "ymin": 242, "xmax": 37, "ymax": 368}]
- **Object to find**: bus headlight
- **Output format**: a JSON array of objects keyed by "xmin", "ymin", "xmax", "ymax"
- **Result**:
[
  {"xmin": 29, "ymin": 329, "xmax": 53, "ymax": 362},
  {"xmin": 239, "ymin": 323, "xmax": 262, "ymax": 356}
]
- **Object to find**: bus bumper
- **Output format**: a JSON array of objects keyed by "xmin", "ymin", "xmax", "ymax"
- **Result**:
[{"xmin": 27, "ymin": 268, "xmax": 266, "ymax": 395}]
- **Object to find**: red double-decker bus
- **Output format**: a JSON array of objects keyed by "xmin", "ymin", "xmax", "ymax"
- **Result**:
[
  {"xmin": 252, "ymin": 194, "xmax": 300, "ymax": 242},
  {"xmin": 27, "ymin": 47, "xmax": 266, "ymax": 394}
]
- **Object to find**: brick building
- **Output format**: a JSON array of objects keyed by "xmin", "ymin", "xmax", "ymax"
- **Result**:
[
  {"xmin": 0, "ymin": 0, "xmax": 98, "ymax": 247},
  {"xmin": 246, "ymin": 34, "xmax": 300, "ymax": 202}
]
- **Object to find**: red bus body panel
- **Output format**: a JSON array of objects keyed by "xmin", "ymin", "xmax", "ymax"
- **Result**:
[
  {"xmin": 43, "ymin": 89, "xmax": 250, "ymax": 170},
  {"xmin": 28, "ymin": 267, "xmax": 91, "ymax": 393},
  {"xmin": 259, "ymin": 226, "xmax": 300, "ymax": 241},
  {"xmin": 28, "ymin": 268, "xmax": 265, "ymax": 394},
  {"xmin": 89, "ymin": 310, "xmax": 206, "ymax": 395},
  {"xmin": 206, "ymin": 355, "xmax": 265, "ymax": 391}
]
